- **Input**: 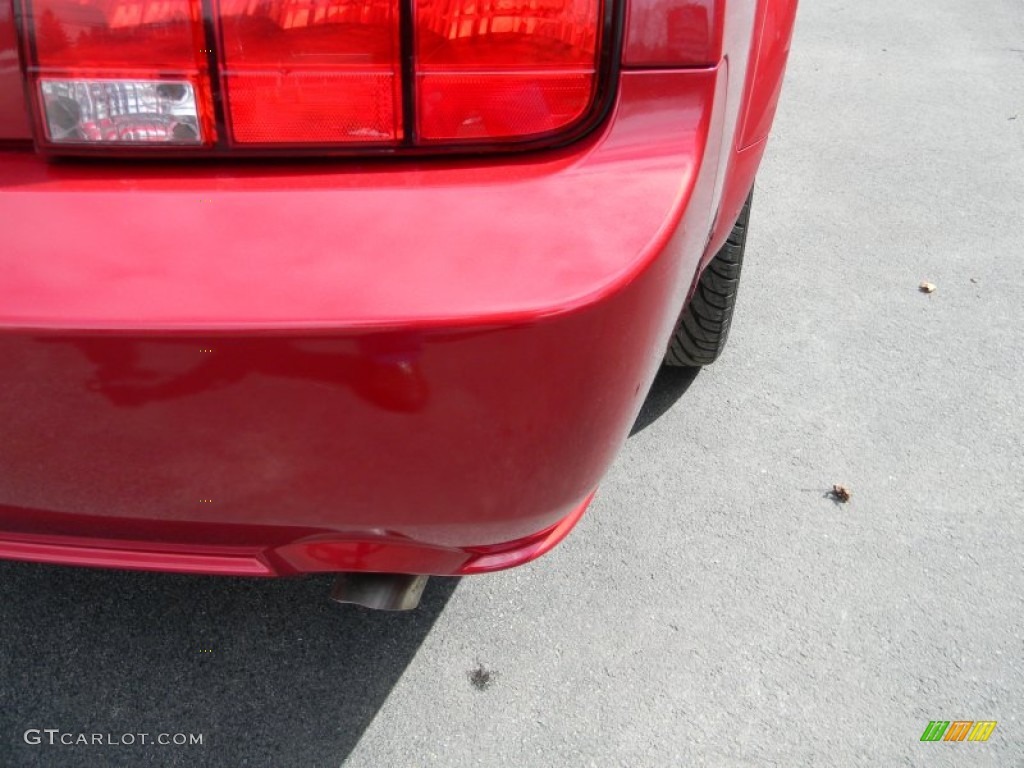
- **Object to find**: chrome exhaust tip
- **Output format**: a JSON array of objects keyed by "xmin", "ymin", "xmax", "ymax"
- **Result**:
[{"xmin": 329, "ymin": 573, "xmax": 430, "ymax": 611}]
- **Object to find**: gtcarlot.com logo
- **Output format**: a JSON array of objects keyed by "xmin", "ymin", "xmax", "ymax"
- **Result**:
[
  {"xmin": 24, "ymin": 729, "xmax": 204, "ymax": 747},
  {"xmin": 920, "ymin": 721, "xmax": 997, "ymax": 742}
]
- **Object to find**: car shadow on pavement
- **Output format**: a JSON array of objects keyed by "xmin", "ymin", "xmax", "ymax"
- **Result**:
[
  {"xmin": 0, "ymin": 561, "xmax": 458, "ymax": 767},
  {"xmin": 630, "ymin": 365, "xmax": 700, "ymax": 437}
]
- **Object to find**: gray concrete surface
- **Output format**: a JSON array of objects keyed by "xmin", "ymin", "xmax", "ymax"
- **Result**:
[{"xmin": 2, "ymin": 0, "xmax": 1023, "ymax": 765}]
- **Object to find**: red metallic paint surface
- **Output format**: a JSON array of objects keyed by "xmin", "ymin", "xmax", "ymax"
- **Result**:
[
  {"xmin": 702, "ymin": 0, "xmax": 796, "ymax": 259},
  {"xmin": 0, "ymin": 492, "xmax": 595, "ymax": 575},
  {"xmin": 1, "ymin": 71, "xmax": 714, "ymax": 329},
  {"xmin": 739, "ymin": 0, "xmax": 798, "ymax": 149},
  {"xmin": 0, "ymin": 534, "xmax": 275, "ymax": 575},
  {"xmin": 0, "ymin": 0, "xmax": 799, "ymax": 577},
  {"xmin": 622, "ymin": 0, "xmax": 723, "ymax": 67},
  {"xmin": 0, "ymin": 0, "xmax": 30, "ymax": 139},
  {"xmin": 693, "ymin": 0, "xmax": 757, "ymax": 258},
  {"xmin": 0, "ymin": 69, "xmax": 726, "ymax": 575}
]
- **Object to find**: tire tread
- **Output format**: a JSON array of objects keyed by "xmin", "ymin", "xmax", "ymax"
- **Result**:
[{"xmin": 663, "ymin": 191, "xmax": 753, "ymax": 368}]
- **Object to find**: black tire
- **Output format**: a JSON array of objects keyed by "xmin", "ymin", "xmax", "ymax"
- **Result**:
[{"xmin": 664, "ymin": 191, "xmax": 753, "ymax": 368}]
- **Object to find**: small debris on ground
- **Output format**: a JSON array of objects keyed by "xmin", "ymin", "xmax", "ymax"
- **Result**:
[
  {"xmin": 827, "ymin": 484, "xmax": 852, "ymax": 504},
  {"xmin": 469, "ymin": 663, "xmax": 496, "ymax": 691},
  {"xmin": 919, "ymin": 281, "xmax": 937, "ymax": 294}
]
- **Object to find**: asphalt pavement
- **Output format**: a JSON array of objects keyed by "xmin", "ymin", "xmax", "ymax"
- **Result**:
[{"xmin": 2, "ymin": 0, "xmax": 1023, "ymax": 765}]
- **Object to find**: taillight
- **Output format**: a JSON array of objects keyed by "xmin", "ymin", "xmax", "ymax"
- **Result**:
[
  {"xmin": 15, "ymin": 0, "xmax": 610, "ymax": 154},
  {"xmin": 217, "ymin": 0, "xmax": 403, "ymax": 145},
  {"xmin": 414, "ymin": 0, "xmax": 600, "ymax": 142},
  {"xmin": 24, "ymin": 0, "xmax": 213, "ymax": 145}
]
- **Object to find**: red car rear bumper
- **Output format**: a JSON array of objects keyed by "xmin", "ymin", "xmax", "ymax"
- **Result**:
[{"xmin": 0, "ymin": 68, "xmax": 724, "ymax": 576}]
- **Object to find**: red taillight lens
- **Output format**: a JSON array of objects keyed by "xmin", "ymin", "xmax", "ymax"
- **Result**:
[
  {"xmin": 18, "ymin": 0, "xmax": 606, "ymax": 152},
  {"xmin": 23, "ymin": 0, "xmax": 214, "ymax": 144},
  {"xmin": 417, "ymin": 71, "xmax": 596, "ymax": 141},
  {"xmin": 414, "ymin": 0, "xmax": 600, "ymax": 142},
  {"xmin": 31, "ymin": 0, "xmax": 203, "ymax": 69},
  {"xmin": 217, "ymin": 0, "xmax": 403, "ymax": 144}
]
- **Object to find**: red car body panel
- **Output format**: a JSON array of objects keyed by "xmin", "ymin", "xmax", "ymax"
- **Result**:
[
  {"xmin": 705, "ymin": 0, "xmax": 797, "ymax": 258},
  {"xmin": 739, "ymin": 0, "xmax": 800, "ymax": 150},
  {"xmin": 0, "ymin": 0, "xmax": 796, "ymax": 577}
]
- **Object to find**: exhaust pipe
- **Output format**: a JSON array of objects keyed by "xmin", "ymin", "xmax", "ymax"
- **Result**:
[{"xmin": 329, "ymin": 573, "xmax": 429, "ymax": 611}]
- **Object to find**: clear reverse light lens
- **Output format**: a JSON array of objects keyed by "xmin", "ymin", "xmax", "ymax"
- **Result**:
[{"xmin": 40, "ymin": 79, "xmax": 202, "ymax": 144}]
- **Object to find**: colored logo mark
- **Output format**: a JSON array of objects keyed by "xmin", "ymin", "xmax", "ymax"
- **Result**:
[{"xmin": 920, "ymin": 721, "xmax": 997, "ymax": 742}]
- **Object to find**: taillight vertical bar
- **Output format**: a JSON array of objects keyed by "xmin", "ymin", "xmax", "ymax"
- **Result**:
[
  {"xmin": 399, "ymin": 0, "xmax": 416, "ymax": 143},
  {"xmin": 200, "ymin": 0, "xmax": 228, "ymax": 151}
]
